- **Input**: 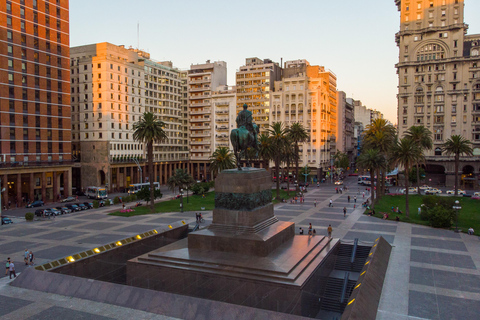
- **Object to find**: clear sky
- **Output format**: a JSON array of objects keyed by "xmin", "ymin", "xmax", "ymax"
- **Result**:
[{"xmin": 69, "ymin": 0, "xmax": 480, "ymax": 124}]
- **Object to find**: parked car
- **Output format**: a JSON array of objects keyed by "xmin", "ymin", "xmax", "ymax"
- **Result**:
[
  {"xmin": 56, "ymin": 207, "xmax": 71, "ymax": 214},
  {"xmin": 65, "ymin": 204, "xmax": 80, "ymax": 212},
  {"xmin": 34, "ymin": 209, "xmax": 50, "ymax": 217},
  {"xmin": 83, "ymin": 202, "xmax": 94, "ymax": 209},
  {"xmin": 76, "ymin": 203, "xmax": 87, "ymax": 210},
  {"xmin": 400, "ymin": 187, "xmax": 418, "ymax": 194},
  {"xmin": 446, "ymin": 189, "xmax": 466, "ymax": 195},
  {"xmin": 61, "ymin": 196, "xmax": 75, "ymax": 203},
  {"xmin": 425, "ymin": 188, "xmax": 442, "ymax": 195},
  {"xmin": 50, "ymin": 208, "xmax": 62, "ymax": 216},
  {"xmin": 474, "ymin": 192, "xmax": 480, "ymax": 197},
  {"xmin": 26, "ymin": 200, "xmax": 44, "ymax": 208},
  {"xmin": 1, "ymin": 217, "xmax": 13, "ymax": 225},
  {"xmin": 419, "ymin": 185, "xmax": 431, "ymax": 190}
]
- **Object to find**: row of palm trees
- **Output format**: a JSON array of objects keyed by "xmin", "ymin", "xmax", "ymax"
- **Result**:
[{"xmin": 357, "ymin": 119, "xmax": 473, "ymax": 217}]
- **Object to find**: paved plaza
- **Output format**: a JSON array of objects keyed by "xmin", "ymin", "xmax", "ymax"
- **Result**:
[{"xmin": 0, "ymin": 176, "xmax": 479, "ymax": 319}]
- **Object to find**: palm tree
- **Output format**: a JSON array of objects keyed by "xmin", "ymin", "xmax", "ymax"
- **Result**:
[
  {"xmin": 404, "ymin": 125, "xmax": 433, "ymax": 194},
  {"xmin": 209, "ymin": 147, "xmax": 236, "ymax": 177},
  {"xmin": 442, "ymin": 135, "xmax": 473, "ymax": 196},
  {"xmin": 167, "ymin": 169, "xmax": 194, "ymax": 195},
  {"xmin": 283, "ymin": 140, "xmax": 295, "ymax": 196},
  {"xmin": 357, "ymin": 149, "xmax": 384, "ymax": 209},
  {"xmin": 391, "ymin": 137, "xmax": 423, "ymax": 218},
  {"xmin": 363, "ymin": 119, "xmax": 396, "ymax": 199},
  {"xmin": 268, "ymin": 122, "xmax": 288, "ymax": 199},
  {"xmin": 133, "ymin": 112, "xmax": 167, "ymax": 210},
  {"xmin": 287, "ymin": 123, "xmax": 309, "ymax": 192},
  {"xmin": 258, "ymin": 132, "xmax": 273, "ymax": 169}
]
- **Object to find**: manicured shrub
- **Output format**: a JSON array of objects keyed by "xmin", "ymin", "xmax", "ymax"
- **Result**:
[{"xmin": 25, "ymin": 212, "xmax": 34, "ymax": 221}]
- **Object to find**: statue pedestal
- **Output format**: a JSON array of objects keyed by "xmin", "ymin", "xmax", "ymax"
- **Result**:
[{"xmin": 127, "ymin": 168, "xmax": 339, "ymax": 316}]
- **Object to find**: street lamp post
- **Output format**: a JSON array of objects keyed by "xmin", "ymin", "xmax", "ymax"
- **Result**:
[
  {"xmin": 453, "ymin": 200, "xmax": 461, "ymax": 233},
  {"xmin": 186, "ymin": 187, "xmax": 189, "ymax": 204},
  {"xmin": 302, "ymin": 165, "xmax": 309, "ymax": 186},
  {"xmin": 180, "ymin": 188, "xmax": 184, "ymax": 213}
]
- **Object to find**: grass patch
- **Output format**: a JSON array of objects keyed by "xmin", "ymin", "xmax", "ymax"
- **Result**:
[
  {"xmin": 109, "ymin": 189, "xmax": 296, "ymax": 217},
  {"xmin": 369, "ymin": 194, "xmax": 480, "ymax": 235},
  {"xmin": 109, "ymin": 192, "xmax": 215, "ymax": 217}
]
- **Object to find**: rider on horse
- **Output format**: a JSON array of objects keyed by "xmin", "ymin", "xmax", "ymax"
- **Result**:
[{"xmin": 236, "ymin": 104, "xmax": 258, "ymax": 145}]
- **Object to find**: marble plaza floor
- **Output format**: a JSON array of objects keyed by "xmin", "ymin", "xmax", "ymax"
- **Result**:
[{"xmin": 0, "ymin": 177, "xmax": 479, "ymax": 319}]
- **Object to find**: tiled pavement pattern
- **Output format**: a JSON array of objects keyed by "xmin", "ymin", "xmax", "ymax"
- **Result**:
[{"xmin": 0, "ymin": 177, "xmax": 479, "ymax": 319}]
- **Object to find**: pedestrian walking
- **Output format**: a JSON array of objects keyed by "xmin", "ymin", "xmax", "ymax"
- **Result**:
[
  {"xmin": 5, "ymin": 258, "xmax": 10, "ymax": 276},
  {"xmin": 24, "ymin": 249, "xmax": 29, "ymax": 265},
  {"xmin": 327, "ymin": 225, "xmax": 333, "ymax": 238},
  {"xmin": 343, "ymin": 207, "xmax": 347, "ymax": 217},
  {"xmin": 308, "ymin": 223, "xmax": 313, "ymax": 235},
  {"xmin": 329, "ymin": 199, "xmax": 333, "ymax": 207},
  {"xmin": 363, "ymin": 192, "xmax": 365, "ymax": 199},
  {"xmin": 354, "ymin": 196, "xmax": 357, "ymax": 203},
  {"xmin": 348, "ymin": 195, "xmax": 351, "ymax": 203},
  {"xmin": 314, "ymin": 199, "xmax": 317, "ymax": 207},
  {"xmin": 8, "ymin": 260, "xmax": 16, "ymax": 279},
  {"xmin": 28, "ymin": 251, "xmax": 35, "ymax": 266}
]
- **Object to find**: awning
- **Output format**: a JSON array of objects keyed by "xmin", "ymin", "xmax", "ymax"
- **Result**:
[{"xmin": 387, "ymin": 168, "xmax": 398, "ymax": 176}]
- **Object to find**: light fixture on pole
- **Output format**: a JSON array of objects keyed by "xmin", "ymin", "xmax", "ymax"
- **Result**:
[
  {"xmin": 180, "ymin": 188, "xmax": 184, "ymax": 213},
  {"xmin": 453, "ymin": 200, "xmax": 461, "ymax": 233}
]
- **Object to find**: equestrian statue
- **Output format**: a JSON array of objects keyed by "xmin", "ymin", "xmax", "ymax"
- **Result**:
[{"xmin": 230, "ymin": 104, "xmax": 259, "ymax": 170}]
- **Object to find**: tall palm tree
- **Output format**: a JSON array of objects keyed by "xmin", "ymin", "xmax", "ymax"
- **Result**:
[
  {"xmin": 167, "ymin": 169, "xmax": 194, "ymax": 195},
  {"xmin": 283, "ymin": 140, "xmax": 295, "ymax": 196},
  {"xmin": 133, "ymin": 112, "xmax": 167, "ymax": 210},
  {"xmin": 209, "ymin": 147, "xmax": 236, "ymax": 177},
  {"xmin": 357, "ymin": 148, "xmax": 384, "ymax": 209},
  {"xmin": 268, "ymin": 122, "xmax": 288, "ymax": 199},
  {"xmin": 287, "ymin": 123, "xmax": 309, "ymax": 192},
  {"xmin": 363, "ymin": 119, "xmax": 396, "ymax": 199},
  {"xmin": 258, "ymin": 132, "xmax": 272, "ymax": 169},
  {"xmin": 442, "ymin": 135, "xmax": 473, "ymax": 196},
  {"xmin": 391, "ymin": 137, "xmax": 423, "ymax": 218},
  {"xmin": 405, "ymin": 125, "xmax": 433, "ymax": 194}
]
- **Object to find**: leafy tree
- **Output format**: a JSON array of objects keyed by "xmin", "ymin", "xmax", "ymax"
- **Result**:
[
  {"xmin": 357, "ymin": 149, "xmax": 384, "ymax": 209},
  {"xmin": 333, "ymin": 151, "xmax": 349, "ymax": 173},
  {"xmin": 268, "ymin": 122, "xmax": 288, "ymax": 198},
  {"xmin": 442, "ymin": 135, "xmax": 473, "ymax": 196},
  {"xmin": 167, "ymin": 169, "xmax": 194, "ymax": 195},
  {"xmin": 363, "ymin": 119, "xmax": 396, "ymax": 200},
  {"xmin": 391, "ymin": 137, "xmax": 423, "ymax": 218},
  {"xmin": 133, "ymin": 112, "xmax": 168, "ymax": 210},
  {"xmin": 404, "ymin": 125, "xmax": 433, "ymax": 194},
  {"xmin": 283, "ymin": 140, "xmax": 295, "ymax": 196},
  {"xmin": 209, "ymin": 147, "xmax": 236, "ymax": 177},
  {"xmin": 287, "ymin": 123, "xmax": 309, "ymax": 192},
  {"xmin": 136, "ymin": 187, "xmax": 162, "ymax": 202}
]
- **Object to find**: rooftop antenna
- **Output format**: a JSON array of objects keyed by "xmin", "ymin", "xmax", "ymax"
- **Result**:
[{"xmin": 137, "ymin": 22, "xmax": 139, "ymax": 49}]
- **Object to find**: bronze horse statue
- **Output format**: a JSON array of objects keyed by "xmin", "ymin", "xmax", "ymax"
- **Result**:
[{"xmin": 230, "ymin": 124, "xmax": 260, "ymax": 170}]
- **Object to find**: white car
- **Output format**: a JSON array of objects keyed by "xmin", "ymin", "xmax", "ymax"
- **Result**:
[
  {"xmin": 425, "ymin": 188, "xmax": 442, "ymax": 195},
  {"xmin": 400, "ymin": 187, "xmax": 418, "ymax": 194},
  {"xmin": 446, "ymin": 189, "xmax": 466, "ymax": 195},
  {"xmin": 334, "ymin": 180, "xmax": 344, "ymax": 185},
  {"xmin": 474, "ymin": 192, "xmax": 480, "ymax": 197},
  {"xmin": 419, "ymin": 185, "xmax": 431, "ymax": 190}
]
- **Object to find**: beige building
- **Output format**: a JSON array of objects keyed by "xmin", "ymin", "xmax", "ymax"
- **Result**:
[
  {"xmin": 337, "ymin": 92, "xmax": 355, "ymax": 164},
  {"xmin": 236, "ymin": 58, "xmax": 282, "ymax": 133},
  {"xmin": 271, "ymin": 60, "xmax": 337, "ymax": 180},
  {"xmin": 70, "ymin": 43, "xmax": 188, "ymax": 191},
  {"xmin": 395, "ymin": 0, "xmax": 480, "ymax": 186},
  {"xmin": 187, "ymin": 61, "xmax": 227, "ymax": 181},
  {"xmin": 212, "ymin": 85, "xmax": 236, "ymax": 150}
]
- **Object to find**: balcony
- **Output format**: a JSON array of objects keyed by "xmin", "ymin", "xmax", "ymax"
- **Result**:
[
  {"xmin": 189, "ymin": 93, "xmax": 210, "ymax": 100},
  {"xmin": 190, "ymin": 140, "xmax": 211, "ymax": 145},
  {"xmin": 215, "ymin": 143, "xmax": 229, "ymax": 147},
  {"xmin": 188, "ymin": 102, "xmax": 210, "ymax": 107},
  {"xmin": 189, "ymin": 108, "xmax": 211, "ymax": 115},
  {"xmin": 216, "ymin": 126, "xmax": 228, "ymax": 131},
  {"xmin": 190, "ymin": 148, "xmax": 211, "ymax": 153},
  {"xmin": 190, "ymin": 133, "xmax": 210, "ymax": 138},
  {"xmin": 215, "ymin": 110, "xmax": 229, "ymax": 114},
  {"xmin": 188, "ymin": 78, "xmax": 210, "ymax": 84},
  {"xmin": 188, "ymin": 86, "xmax": 210, "ymax": 92},
  {"xmin": 110, "ymin": 156, "xmax": 146, "ymax": 163},
  {"xmin": 0, "ymin": 160, "xmax": 74, "ymax": 168},
  {"xmin": 215, "ymin": 118, "xmax": 228, "ymax": 122},
  {"xmin": 190, "ymin": 118, "xmax": 211, "ymax": 122},
  {"xmin": 190, "ymin": 125, "xmax": 211, "ymax": 130}
]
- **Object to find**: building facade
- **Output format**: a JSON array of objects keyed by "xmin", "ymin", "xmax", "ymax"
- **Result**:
[
  {"xmin": 187, "ymin": 61, "xmax": 227, "ymax": 181},
  {"xmin": 337, "ymin": 92, "xmax": 355, "ymax": 166},
  {"xmin": 211, "ymin": 85, "xmax": 236, "ymax": 150},
  {"xmin": 1, "ymin": 0, "xmax": 72, "ymax": 208},
  {"xmin": 395, "ymin": 0, "xmax": 480, "ymax": 186},
  {"xmin": 271, "ymin": 60, "xmax": 338, "ymax": 181},
  {"xmin": 236, "ymin": 58, "xmax": 282, "ymax": 133}
]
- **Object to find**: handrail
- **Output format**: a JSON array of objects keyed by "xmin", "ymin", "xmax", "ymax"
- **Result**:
[
  {"xmin": 351, "ymin": 238, "xmax": 359, "ymax": 264},
  {"xmin": 340, "ymin": 271, "xmax": 350, "ymax": 304}
]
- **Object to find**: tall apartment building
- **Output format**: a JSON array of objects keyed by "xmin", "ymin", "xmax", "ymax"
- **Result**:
[
  {"xmin": 187, "ymin": 60, "xmax": 227, "ymax": 181},
  {"xmin": 395, "ymin": 0, "xmax": 480, "ymax": 186},
  {"xmin": 337, "ymin": 91, "xmax": 355, "ymax": 165},
  {"xmin": 271, "ymin": 60, "xmax": 338, "ymax": 180},
  {"xmin": 236, "ymin": 58, "xmax": 282, "ymax": 133},
  {"xmin": 1, "ymin": 0, "xmax": 72, "ymax": 208},
  {"xmin": 141, "ymin": 58, "xmax": 189, "ymax": 184},
  {"xmin": 211, "ymin": 85, "xmax": 236, "ymax": 150}
]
